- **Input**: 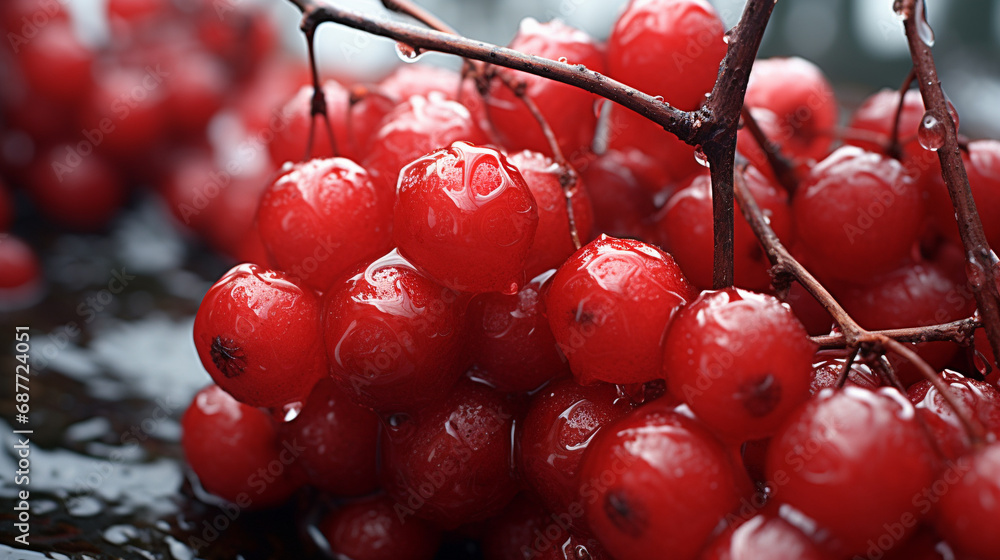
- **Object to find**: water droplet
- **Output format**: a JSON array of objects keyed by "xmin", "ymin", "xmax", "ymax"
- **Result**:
[
  {"xmin": 723, "ymin": 31, "xmax": 733, "ymax": 44},
  {"xmin": 915, "ymin": 0, "xmax": 935, "ymax": 46},
  {"xmin": 558, "ymin": 56, "xmax": 568, "ymax": 63},
  {"xmin": 387, "ymin": 413, "xmax": 409, "ymax": 427},
  {"xmin": 395, "ymin": 42, "xmax": 424, "ymax": 63},
  {"xmin": 917, "ymin": 111, "xmax": 945, "ymax": 151},
  {"xmin": 274, "ymin": 401, "xmax": 302, "ymax": 422},
  {"xmin": 694, "ymin": 146, "xmax": 710, "ymax": 167}
]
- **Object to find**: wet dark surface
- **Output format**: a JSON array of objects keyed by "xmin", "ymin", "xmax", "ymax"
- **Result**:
[{"xmin": 0, "ymin": 197, "xmax": 372, "ymax": 559}]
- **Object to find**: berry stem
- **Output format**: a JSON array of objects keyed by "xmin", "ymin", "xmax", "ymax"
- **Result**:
[
  {"xmin": 301, "ymin": 17, "xmax": 338, "ymax": 159},
  {"xmin": 740, "ymin": 106, "xmax": 798, "ymax": 193},
  {"xmin": 886, "ymin": 67, "xmax": 916, "ymax": 160},
  {"xmin": 834, "ymin": 346, "xmax": 861, "ymax": 389},
  {"xmin": 898, "ymin": 0, "xmax": 1000, "ymax": 368}
]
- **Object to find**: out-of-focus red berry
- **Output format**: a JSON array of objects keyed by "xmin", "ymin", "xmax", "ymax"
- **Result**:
[
  {"xmin": 319, "ymin": 495, "xmax": 442, "ymax": 560},
  {"xmin": 28, "ymin": 147, "xmax": 126, "ymax": 232}
]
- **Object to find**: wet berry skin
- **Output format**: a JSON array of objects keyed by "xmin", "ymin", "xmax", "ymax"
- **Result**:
[
  {"xmin": 482, "ymin": 494, "xmax": 611, "ymax": 560},
  {"xmin": 466, "ymin": 269, "xmax": 569, "ymax": 393},
  {"xmin": 663, "ymin": 288, "xmax": 816, "ymax": 442},
  {"xmin": 793, "ymin": 146, "xmax": 922, "ymax": 282},
  {"xmin": 319, "ymin": 494, "xmax": 442, "ymax": 560},
  {"xmin": 809, "ymin": 351, "xmax": 881, "ymax": 394},
  {"xmin": 486, "ymin": 18, "xmax": 605, "ymax": 160},
  {"xmin": 193, "ymin": 264, "xmax": 327, "ymax": 409},
  {"xmin": 765, "ymin": 387, "xmax": 938, "ymax": 555},
  {"xmin": 578, "ymin": 399, "xmax": 743, "ymax": 560},
  {"xmin": 277, "ymin": 378, "xmax": 380, "ymax": 496},
  {"xmin": 507, "ymin": 150, "xmax": 594, "ymax": 279},
  {"xmin": 321, "ymin": 249, "xmax": 467, "ymax": 414},
  {"xmin": 381, "ymin": 379, "xmax": 519, "ymax": 529},
  {"xmin": 934, "ymin": 442, "xmax": 1000, "ymax": 559},
  {"xmin": 656, "ymin": 167, "xmax": 792, "ymax": 291},
  {"xmin": 256, "ymin": 157, "xmax": 393, "ymax": 292},
  {"xmin": 907, "ymin": 370, "xmax": 1000, "ymax": 461},
  {"xmin": 393, "ymin": 142, "xmax": 539, "ymax": 294},
  {"xmin": 181, "ymin": 385, "xmax": 300, "ymax": 508},
  {"xmin": 518, "ymin": 378, "xmax": 633, "ymax": 527},
  {"xmin": 545, "ymin": 235, "xmax": 695, "ymax": 385},
  {"xmin": 0, "ymin": 235, "xmax": 41, "ymax": 293},
  {"xmin": 698, "ymin": 514, "xmax": 831, "ymax": 560}
]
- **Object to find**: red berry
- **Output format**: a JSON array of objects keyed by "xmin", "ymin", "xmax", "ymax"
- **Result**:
[
  {"xmin": 193, "ymin": 264, "xmax": 327, "ymax": 409},
  {"xmin": 934, "ymin": 442, "xmax": 1000, "ymax": 559},
  {"xmin": 907, "ymin": 370, "xmax": 1000, "ymax": 461},
  {"xmin": 181, "ymin": 385, "xmax": 300, "ymax": 508},
  {"xmin": 162, "ymin": 49, "xmax": 228, "ymax": 137},
  {"xmin": 576, "ymin": 149, "xmax": 659, "ymax": 240},
  {"xmin": 605, "ymin": 107, "xmax": 701, "ymax": 185},
  {"xmin": 364, "ymin": 93, "xmax": 488, "ymax": 194},
  {"xmin": 108, "ymin": 0, "xmax": 170, "ymax": 24},
  {"xmin": 394, "ymin": 142, "xmax": 539, "ymax": 293},
  {"xmin": 321, "ymin": 249, "xmax": 467, "ymax": 413},
  {"xmin": 608, "ymin": 0, "xmax": 726, "ymax": 112},
  {"xmin": 269, "ymin": 80, "xmax": 395, "ymax": 165},
  {"xmin": 278, "ymin": 378, "xmax": 380, "ymax": 496},
  {"xmin": 482, "ymin": 495, "xmax": 610, "ymax": 560},
  {"xmin": 743, "ymin": 57, "xmax": 838, "ymax": 162},
  {"xmin": 809, "ymin": 351, "xmax": 881, "ymax": 395},
  {"xmin": 466, "ymin": 270, "xmax": 569, "ymax": 393},
  {"xmin": 28, "ymin": 147, "xmax": 126, "ymax": 232},
  {"xmin": 486, "ymin": 19, "xmax": 605, "ymax": 159},
  {"xmin": 82, "ymin": 65, "xmax": 168, "ymax": 160},
  {"xmin": 927, "ymin": 139, "xmax": 1000, "ymax": 248},
  {"xmin": 17, "ymin": 22, "xmax": 93, "ymax": 106},
  {"xmin": 545, "ymin": 235, "xmax": 695, "ymax": 385},
  {"xmin": 319, "ymin": 495, "xmax": 442, "ymax": 560},
  {"xmin": 382, "ymin": 379, "xmax": 519, "ymax": 528},
  {"xmin": 664, "ymin": 288, "xmax": 816, "ymax": 442},
  {"xmin": 793, "ymin": 146, "xmax": 923, "ymax": 281},
  {"xmin": 378, "ymin": 65, "xmax": 462, "ymax": 102},
  {"xmin": 508, "ymin": 150, "xmax": 594, "ymax": 278},
  {"xmin": 257, "ymin": 157, "xmax": 394, "ymax": 291},
  {"xmin": 657, "ymin": 167, "xmax": 792, "ymax": 291},
  {"xmin": 698, "ymin": 515, "xmax": 830, "ymax": 560},
  {"xmin": 0, "ymin": 235, "xmax": 42, "ymax": 308},
  {"xmin": 783, "ymin": 279, "xmax": 835, "ymax": 336},
  {"xmin": 766, "ymin": 387, "xmax": 938, "ymax": 555},
  {"xmin": 578, "ymin": 399, "xmax": 743, "ymax": 560},
  {"xmin": 518, "ymin": 378, "xmax": 633, "ymax": 526}
]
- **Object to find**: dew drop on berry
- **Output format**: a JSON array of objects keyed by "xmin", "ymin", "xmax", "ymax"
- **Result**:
[
  {"xmin": 694, "ymin": 146, "xmax": 709, "ymax": 167},
  {"xmin": 917, "ymin": 111, "xmax": 945, "ymax": 151},
  {"xmin": 558, "ymin": 56, "xmax": 568, "ymax": 63},
  {"xmin": 395, "ymin": 42, "xmax": 424, "ymax": 63}
]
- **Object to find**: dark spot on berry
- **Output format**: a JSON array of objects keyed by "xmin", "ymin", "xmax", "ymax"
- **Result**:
[
  {"xmin": 574, "ymin": 307, "xmax": 596, "ymax": 325},
  {"xmin": 737, "ymin": 373, "xmax": 782, "ymax": 417},
  {"xmin": 210, "ymin": 336, "xmax": 247, "ymax": 378},
  {"xmin": 603, "ymin": 488, "xmax": 647, "ymax": 538}
]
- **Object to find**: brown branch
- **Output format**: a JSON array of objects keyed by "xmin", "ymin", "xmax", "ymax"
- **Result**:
[
  {"xmin": 813, "ymin": 317, "xmax": 981, "ymax": 349},
  {"xmin": 898, "ymin": 0, "xmax": 1000, "ymax": 367}
]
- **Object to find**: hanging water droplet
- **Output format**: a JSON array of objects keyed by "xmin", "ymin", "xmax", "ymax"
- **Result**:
[
  {"xmin": 915, "ymin": 0, "xmax": 935, "ymax": 46},
  {"xmin": 917, "ymin": 111, "xmax": 946, "ymax": 151},
  {"xmin": 395, "ymin": 42, "xmax": 424, "ymax": 63},
  {"xmin": 694, "ymin": 146, "xmax": 710, "ymax": 167},
  {"xmin": 558, "ymin": 56, "xmax": 568, "ymax": 64}
]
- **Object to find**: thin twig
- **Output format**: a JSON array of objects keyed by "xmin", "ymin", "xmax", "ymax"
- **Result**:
[
  {"xmin": 812, "ymin": 317, "xmax": 981, "ymax": 348},
  {"xmin": 740, "ymin": 107, "xmax": 798, "ymax": 193},
  {"xmin": 886, "ymin": 68, "xmax": 916, "ymax": 160}
]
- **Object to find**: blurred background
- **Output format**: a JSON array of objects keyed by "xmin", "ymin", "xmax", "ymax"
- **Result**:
[{"xmin": 0, "ymin": 0, "xmax": 998, "ymax": 558}]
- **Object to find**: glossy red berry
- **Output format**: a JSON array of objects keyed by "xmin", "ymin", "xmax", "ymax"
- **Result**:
[
  {"xmin": 382, "ymin": 379, "xmax": 519, "ymax": 528},
  {"xmin": 508, "ymin": 150, "xmax": 594, "ymax": 278},
  {"xmin": 321, "ymin": 249, "xmax": 467, "ymax": 413},
  {"xmin": 608, "ymin": 0, "xmax": 726, "ymax": 113},
  {"xmin": 809, "ymin": 351, "xmax": 880, "ymax": 394},
  {"xmin": 378, "ymin": 65, "xmax": 462, "ymax": 102},
  {"xmin": 766, "ymin": 387, "xmax": 938, "ymax": 555},
  {"xmin": 518, "ymin": 378, "xmax": 633, "ymax": 526},
  {"xmin": 364, "ymin": 93, "xmax": 488, "ymax": 194},
  {"xmin": 657, "ymin": 167, "xmax": 792, "ymax": 291},
  {"xmin": 907, "ymin": 370, "xmax": 1000, "ymax": 461},
  {"xmin": 482, "ymin": 495, "xmax": 610, "ymax": 560},
  {"xmin": 487, "ymin": 19, "xmax": 605, "ymax": 159},
  {"xmin": 927, "ymin": 139, "xmax": 1000, "ymax": 248},
  {"xmin": 278, "ymin": 378, "xmax": 380, "ymax": 496},
  {"xmin": 319, "ymin": 495, "xmax": 442, "ymax": 560},
  {"xmin": 394, "ymin": 142, "xmax": 539, "ymax": 294},
  {"xmin": 605, "ymin": 107, "xmax": 702, "ymax": 185},
  {"xmin": 664, "ymin": 288, "xmax": 816, "ymax": 442},
  {"xmin": 546, "ymin": 235, "xmax": 695, "ymax": 385},
  {"xmin": 576, "ymin": 149, "xmax": 659, "ymax": 240},
  {"xmin": 934, "ymin": 442, "xmax": 1000, "ymax": 559},
  {"xmin": 743, "ymin": 57, "xmax": 838, "ymax": 162},
  {"xmin": 698, "ymin": 514, "xmax": 830, "ymax": 560},
  {"xmin": 578, "ymin": 399, "xmax": 743, "ymax": 560},
  {"xmin": 181, "ymin": 385, "xmax": 300, "ymax": 508},
  {"xmin": 28, "ymin": 147, "xmax": 126, "ymax": 232},
  {"xmin": 193, "ymin": 264, "xmax": 327, "ymax": 409},
  {"xmin": 793, "ymin": 146, "xmax": 923, "ymax": 281},
  {"xmin": 466, "ymin": 270, "xmax": 569, "ymax": 393},
  {"xmin": 256, "ymin": 157, "xmax": 393, "ymax": 291},
  {"xmin": 269, "ymin": 80, "xmax": 395, "ymax": 165}
]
